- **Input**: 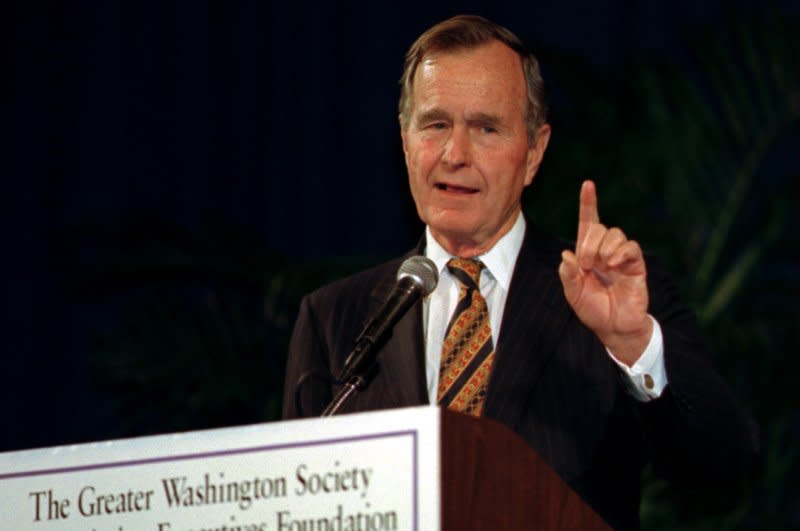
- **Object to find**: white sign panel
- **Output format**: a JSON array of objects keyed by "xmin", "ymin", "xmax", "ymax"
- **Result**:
[{"xmin": 0, "ymin": 407, "xmax": 442, "ymax": 531}]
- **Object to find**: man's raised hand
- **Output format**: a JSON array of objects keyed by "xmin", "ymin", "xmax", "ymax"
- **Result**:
[{"xmin": 557, "ymin": 180, "xmax": 653, "ymax": 366}]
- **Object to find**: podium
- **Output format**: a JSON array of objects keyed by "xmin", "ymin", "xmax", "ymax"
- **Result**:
[
  {"xmin": 0, "ymin": 406, "xmax": 610, "ymax": 530},
  {"xmin": 439, "ymin": 409, "xmax": 609, "ymax": 530}
]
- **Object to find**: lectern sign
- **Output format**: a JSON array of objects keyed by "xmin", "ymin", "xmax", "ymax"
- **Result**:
[{"xmin": 0, "ymin": 408, "xmax": 442, "ymax": 530}]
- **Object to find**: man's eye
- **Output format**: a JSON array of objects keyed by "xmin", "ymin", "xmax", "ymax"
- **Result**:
[
  {"xmin": 428, "ymin": 122, "xmax": 447, "ymax": 130},
  {"xmin": 481, "ymin": 126, "xmax": 498, "ymax": 134}
]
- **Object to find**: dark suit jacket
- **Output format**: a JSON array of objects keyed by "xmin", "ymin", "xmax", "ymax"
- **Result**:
[{"xmin": 283, "ymin": 222, "xmax": 758, "ymax": 530}]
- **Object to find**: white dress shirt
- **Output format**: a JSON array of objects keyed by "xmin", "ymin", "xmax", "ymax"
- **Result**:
[{"xmin": 422, "ymin": 212, "xmax": 667, "ymax": 403}]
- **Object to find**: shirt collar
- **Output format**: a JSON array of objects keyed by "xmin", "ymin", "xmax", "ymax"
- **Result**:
[{"xmin": 424, "ymin": 211, "xmax": 526, "ymax": 291}]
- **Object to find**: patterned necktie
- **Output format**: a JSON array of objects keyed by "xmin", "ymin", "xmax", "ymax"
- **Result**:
[{"xmin": 436, "ymin": 258, "xmax": 495, "ymax": 417}]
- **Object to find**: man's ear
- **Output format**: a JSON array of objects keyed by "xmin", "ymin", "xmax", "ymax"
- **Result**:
[{"xmin": 524, "ymin": 124, "xmax": 551, "ymax": 186}]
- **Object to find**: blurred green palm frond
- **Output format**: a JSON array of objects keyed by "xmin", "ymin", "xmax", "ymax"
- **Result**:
[{"xmin": 632, "ymin": 10, "xmax": 798, "ymax": 326}]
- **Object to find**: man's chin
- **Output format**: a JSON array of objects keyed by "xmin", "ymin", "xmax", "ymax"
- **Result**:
[
  {"xmin": 427, "ymin": 223, "xmax": 489, "ymax": 254},
  {"xmin": 428, "ymin": 220, "xmax": 479, "ymax": 241}
]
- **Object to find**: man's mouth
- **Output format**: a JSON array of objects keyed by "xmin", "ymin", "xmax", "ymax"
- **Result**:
[{"xmin": 435, "ymin": 182, "xmax": 479, "ymax": 194}]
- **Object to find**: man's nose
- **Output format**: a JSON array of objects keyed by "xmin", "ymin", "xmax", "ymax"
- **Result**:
[{"xmin": 441, "ymin": 126, "xmax": 471, "ymax": 168}]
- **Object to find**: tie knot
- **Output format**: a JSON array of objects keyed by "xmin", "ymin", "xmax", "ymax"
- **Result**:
[{"xmin": 447, "ymin": 258, "xmax": 484, "ymax": 289}]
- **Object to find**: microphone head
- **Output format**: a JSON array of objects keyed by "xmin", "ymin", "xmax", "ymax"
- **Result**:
[{"xmin": 397, "ymin": 256, "xmax": 438, "ymax": 296}]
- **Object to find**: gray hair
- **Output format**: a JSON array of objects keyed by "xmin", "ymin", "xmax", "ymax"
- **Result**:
[{"xmin": 398, "ymin": 15, "xmax": 548, "ymax": 142}]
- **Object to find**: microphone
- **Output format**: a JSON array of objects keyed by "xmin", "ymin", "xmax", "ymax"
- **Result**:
[{"xmin": 338, "ymin": 256, "xmax": 438, "ymax": 383}]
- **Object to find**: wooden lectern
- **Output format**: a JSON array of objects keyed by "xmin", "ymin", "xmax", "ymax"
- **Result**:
[{"xmin": 440, "ymin": 409, "xmax": 610, "ymax": 530}]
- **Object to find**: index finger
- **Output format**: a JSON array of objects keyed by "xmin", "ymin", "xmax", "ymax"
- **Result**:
[{"xmin": 577, "ymin": 180, "xmax": 600, "ymax": 244}]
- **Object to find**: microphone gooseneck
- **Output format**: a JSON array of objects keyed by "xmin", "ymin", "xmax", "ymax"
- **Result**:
[
  {"xmin": 321, "ymin": 256, "xmax": 438, "ymax": 416},
  {"xmin": 339, "ymin": 256, "xmax": 438, "ymax": 382}
]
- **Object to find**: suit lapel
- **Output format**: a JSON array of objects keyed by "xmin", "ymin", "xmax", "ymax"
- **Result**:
[{"xmin": 483, "ymin": 223, "xmax": 576, "ymax": 429}]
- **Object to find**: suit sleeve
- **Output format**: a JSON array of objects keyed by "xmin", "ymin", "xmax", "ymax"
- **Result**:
[{"xmin": 636, "ymin": 259, "xmax": 760, "ymax": 484}]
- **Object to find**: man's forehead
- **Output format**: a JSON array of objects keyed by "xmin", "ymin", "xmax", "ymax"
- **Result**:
[{"xmin": 409, "ymin": 43, "xmax": 527, "ymax": 114}]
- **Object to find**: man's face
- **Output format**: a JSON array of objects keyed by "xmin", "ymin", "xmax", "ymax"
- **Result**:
[{"xmin": 401, "ymin": 40, "xmax": 550, "ymax": 257}]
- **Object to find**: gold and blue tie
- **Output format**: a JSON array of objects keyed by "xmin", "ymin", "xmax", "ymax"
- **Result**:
[{"xmin": 436, "ymin": 258, "xmax": 494, "ymax": 417}]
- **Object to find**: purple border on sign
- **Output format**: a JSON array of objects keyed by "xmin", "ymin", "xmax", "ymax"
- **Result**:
[{"xmin": 0, "ymin": 429, "xmax": 420, "ymax": 531}]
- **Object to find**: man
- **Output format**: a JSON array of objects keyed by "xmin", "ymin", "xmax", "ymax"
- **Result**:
[{"xmin": 283, "ymin": 15, "xmax": 757, "ymax": 530}]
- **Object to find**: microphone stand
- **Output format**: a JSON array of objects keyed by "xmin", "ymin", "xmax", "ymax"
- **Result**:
[
  {"xmin": 320, "ymin": 312, "xmax": 397, "ymax": 417},
  {"xmin": 321, "ymin": 375, "xmax": 366, "ymax": 417}
]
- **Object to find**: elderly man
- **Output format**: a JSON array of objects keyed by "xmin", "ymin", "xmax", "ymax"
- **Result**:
[{"xmin": 283, "ymin": 15, "xmax": 757, "ymax": 530}]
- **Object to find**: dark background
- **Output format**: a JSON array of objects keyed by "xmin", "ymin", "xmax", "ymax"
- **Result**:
[{"xmin": 1, "ymin": 1, "xmax": 798, "ymax": 528}]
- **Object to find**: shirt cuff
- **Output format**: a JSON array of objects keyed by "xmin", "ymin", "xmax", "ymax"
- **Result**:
[{"xmin": 606, "ymin": 315, "xmax": 668, "ymax": 401}]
